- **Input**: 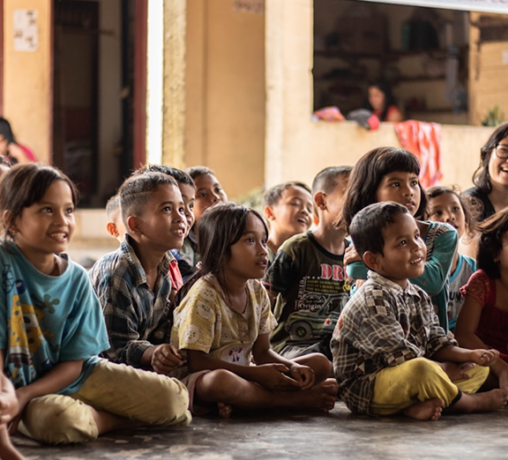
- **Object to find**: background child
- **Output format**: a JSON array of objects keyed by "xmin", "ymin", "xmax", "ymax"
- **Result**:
[
  {"xmin": 426, "ymin": 186, "xmax": 476, "ymax": 333},
  {"xmin": 90, "ymin": 172, "xmax": 187, "ymax": 375},
  {"xmin": 268, "ymin": 167, "xmax": 352, "ymax": 363},
  {"xmin": 179, "ymin": 166, "xmax": 228, "ymax": 277},
  {"xmin": 172, "ymin": 203, "xmax": 337, "ymax": 417},
  {"xmin": 262, "ymin": 181, "xmax": 313, "ymax": 263},
  {"xmin": 0, "ymin": 165, "xmax": 191, "ymax": 444},
  {"xmin": 456, "ymin": 208, "xmax": 508, "ymax": 390},
  {"xmin": 105, "ymin": 194, "xmax": 126, "ymax": 242},
  {"xmin": 333, "ymin": 202, "xmax": 507, "ymax": 421},
  {"xmin": 343, "ymin": 147, "xmax": 457, "ymax": 331}
]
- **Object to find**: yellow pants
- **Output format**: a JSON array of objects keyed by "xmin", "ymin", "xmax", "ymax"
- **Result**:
[
  {"xmin": 19, "ymin": 360, "xmax": 191, "ymax": 444},
  {"xmin": 370, "ymin": 357, "xmax": 489, "ymax": 416}
]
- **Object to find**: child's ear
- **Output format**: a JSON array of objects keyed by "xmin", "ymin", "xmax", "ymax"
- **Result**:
[
  {"xmin": 126, "ymin": 215, "xmax": 141, "ymax": 234},
  {"xmin": 363, "ymin": 251, "xmax": 380, "ymax": 272},
  {"xmin": 264, "ymin": 205, "xmax": 275, "ymax": 221},
  {"xmin": 2, "ymin": 210, "xmax": 16, "ymax": 234},
  {"xmin": 106, "ymin": 222, "xmax": 119, "ymax": 238},
  {"xmin": 314, "ymin": 192, "xmax": 326, "ymax": 211}
]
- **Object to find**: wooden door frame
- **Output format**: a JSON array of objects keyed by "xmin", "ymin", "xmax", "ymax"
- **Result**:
[{"xmin": 133, "ymin": 0, "xmax": 147, "ymax": 168}]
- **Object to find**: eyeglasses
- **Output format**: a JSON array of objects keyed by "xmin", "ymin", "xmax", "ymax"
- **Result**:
[{"xmin": 495, "ymin": 144, "xmax": 508, "ymax": 160}]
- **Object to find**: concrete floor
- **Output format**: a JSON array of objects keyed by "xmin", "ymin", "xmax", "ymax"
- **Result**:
[{"xmin": 12, "ymin": 401, "xmax": 508, "ymax": 460}]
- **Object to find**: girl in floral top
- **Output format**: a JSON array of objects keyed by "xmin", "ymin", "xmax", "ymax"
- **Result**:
[{"xmin": 171, "ymin": 203, "xmax": 337, "ymax": 417}]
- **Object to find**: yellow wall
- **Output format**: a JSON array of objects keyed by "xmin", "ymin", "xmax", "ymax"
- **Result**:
[
  {"xmin": 266, "ymin": 0, "xmax": 492, "ymax": 193},
  {"xmin": 3, "ymin": 0, "xmax": 52, "ymax": 163},
  {"xmin": 185, "ymin": 0, "xmax": 265, "ymax": 198}
]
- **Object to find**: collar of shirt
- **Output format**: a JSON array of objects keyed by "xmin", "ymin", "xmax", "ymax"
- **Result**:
[
  {"xmin": 120, "ymin": 234, "xmax": 171, "ymax": 288},
  {"xmin": 366, "ymin": 270, "xmax": 423, "ymax": 300}
]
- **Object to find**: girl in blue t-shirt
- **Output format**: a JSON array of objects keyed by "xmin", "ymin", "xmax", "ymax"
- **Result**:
[
  {"xmin": 426, "ymin": 185, "xmax": 476, "ymax": 333},
  {"xmin": 0, "ymin": 164, "xmax": 190, "ymax": 445},
  {"xmin": 343, "ymin": 147, "xmax": 458, "ymax": 332}
]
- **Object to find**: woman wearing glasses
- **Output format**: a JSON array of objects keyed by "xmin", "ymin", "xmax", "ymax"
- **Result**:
[{"xmin": 463, "ymin": 122, "xmax": 508, "ymax": 223}]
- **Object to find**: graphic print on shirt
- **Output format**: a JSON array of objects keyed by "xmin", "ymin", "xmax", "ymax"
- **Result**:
[
  {"xmin": 3, "ymin": 266, "xmax": 57, "ymax": 387},
  {"xmin": 286, "ymin": 263, "xmax": 351, "ymax": 342}
]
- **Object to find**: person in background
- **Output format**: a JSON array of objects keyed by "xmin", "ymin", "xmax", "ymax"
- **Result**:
[
  {"xmin": 426, "ymin": 185, "xmax": 476, "ymax": 333},
  {"xmin": 262, "ymin": 181, "xmax": 313, "ymax": 264},
  {"xmin": 0, "ymin": 118, "xmax": 36, "ymax": 165},
  {"xmin": 105, "ymin": 194, "xmax": 126, "ymax": 243},
  {"xmin": 366, "ymin": 80, "xmax": 403, "ymax": 123}
]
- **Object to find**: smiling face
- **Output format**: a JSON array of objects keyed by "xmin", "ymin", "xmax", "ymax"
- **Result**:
[
  {"xmin": 428, "ymin": 192, "xmax": 466, "ymax": 238},
  {"xmin": 12, "ymin": 179, "xmax": 75, "ymax": 265},
  {"xmin": 266, "ymin": 185, "xmax": 313, "ymax": 238},
  {"xmin": 488, "ymin": 135, "xmax": 508, "ymax": 188},
  {"xmin": 375, "ymin": 171, "xmax": 421, "ymax": 216},
  {"xmin": 135, "ymin": 184, "xmax": 187, "ymax": 252},
  {"xmin": 193, "ymin": 173, "xmax": 228, "ymax": 221},
  {"xmin": 367, "ymin": 212, "xmax": 426, "ymax": 288},
  {"xmin": 225, "ymin": 212, "xmax": 269, "ymax": 282},
  {"xmin": 178, "ymin": 182, "xmax": 196, "ymax": 234}
]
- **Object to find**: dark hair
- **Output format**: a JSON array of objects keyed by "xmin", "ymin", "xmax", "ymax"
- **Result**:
[
  {"xmin": 262, "ymin": 181, "xmax": 311, "ymax": 207},
  {"xmin": 105, "ymin": 194, "xmax": 120, "ymax": 219},
  {"xmin": 366, "ymin": 79, "xmax": 397, "ymax": 122},
  {"xmin": 312, "ymin": 166, "xmax": 352, "ymax": 196},
  {"xmin": 198, "ymin": 203, "xmax": 268, "ymax": 282},
  {"xmin": 425, "ymin": 185, "xmax": 474, "ymax": 239},
  {"xmin": 343, "ymin": 147, "xmax": 427, "ymax": 230},
  {"xmin": 476, "ymin": 209, "xmax": 508, "ymax": 279},
  {"xmin": 119, "ymin": 172, "xmax": 178, "ymax": 224},
  {"xmin": 185, "ymin": 166, "xmax": 215, "ymax": 181},
  {"xmin": 0, "ymin": 163, "xmax": 78, "ymax": 238},
  {"xmin": 134, "ymin": 164, "xmax": 195, "ymax": 188},
  {"xmin": 350, "ymin": 202, "xmax": 409, "ymax": 258},
  {"xmin": 0, "ymin": 118, "xmax": 15, "ymax": 145},
  {"xmin": 472, "ymin": 122, "xmax": 508, "ymax": 194}
]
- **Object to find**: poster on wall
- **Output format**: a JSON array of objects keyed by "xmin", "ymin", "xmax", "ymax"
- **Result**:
[
  {"xmin": 358, "ymin": 0, "xmax": 508, "ymax": 14},
  {"xmin": 13, "ymin": 9, "xmax": 38, "ymax": 52},
  {"xmin": 234, "ymin": 0, "xmax": 265, "ymax": 14}
]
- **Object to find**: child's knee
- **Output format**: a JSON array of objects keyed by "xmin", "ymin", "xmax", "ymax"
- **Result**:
[
  {"xmin": 20, "ymin": 394, "xmax": 98, "ymax": 444},
  {"xmin": 149, "ymin": 377, "xmax": 192, "ymax": 426},
  {"xmin": 295, "ymin": 353, "xmax": 332, "ymax": 381},
  {"xmin": 199, "ymin": 369, "xmax": 243, "ymax": 401}
]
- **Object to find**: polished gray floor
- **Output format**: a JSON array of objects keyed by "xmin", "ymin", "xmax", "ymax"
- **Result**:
[{"xmin": 13, "ymin": 401, "xmax": 508, "ymax": 460}]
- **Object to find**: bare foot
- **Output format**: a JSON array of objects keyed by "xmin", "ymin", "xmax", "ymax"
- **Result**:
[
  {"xmin": 454, "ymin": 389, "xmax": 508, "ymax": 413},
  {"xmin": 298, "ymin": 378, "xmax": 338, "ymax": 412},
  {"xmin": 403, "ymin": 398, "xmax": 444, "ymax": 421},
  {"xmin": 217, "ymin": 402, "xmax": 233, "ymax": 419}
]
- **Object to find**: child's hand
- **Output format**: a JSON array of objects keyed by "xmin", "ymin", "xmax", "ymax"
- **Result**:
[
  {"xmin": 255, "ymin": 364, "xmax": 301, "ymax": 392},
  {"xmin": 469, "ymin": 349, "xmax": 499, "ymax": 366},
  {"xmin": 289, "ymin": 363, "xmax": 315, "ymax": 390},
  {"xmin": 151, "ymin": 344, "xmax": 183, "ymax": 375},
  {"xmin": 344, "ymin": 245, "xmax": 362, "ymax": 267},
  {"xmin": 439, "ymin": 362, "xmax": 476, "ymax": 382}
]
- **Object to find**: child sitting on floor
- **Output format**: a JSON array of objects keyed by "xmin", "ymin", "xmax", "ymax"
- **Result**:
[
  {"xmin": 456, "ymin": 208, "xmax": 508, "ymax": 390},
  {"xmin": 426, "ymin": 186, "xmax": 476, "ymax": 333},
  {"xmin": 267, "ymin": 167, "xmax": 352, "ymax": 363},
  {"xmin": 0, "ymin": 165, "xmax": 190, "ymax": 444},
  {"xmin": 90, "ymin": 172, "xmax": 188, "ymax": 376},
  {"xmin": 332, "ymin": 201, "xmax": 508, "ymax": 421},
  {"xmin": 262, "ymin": 181, "xmax": 313, "ymax": 264},
  {"xmin": 172, "ymin": 203, "xmax": 337, "ymax": 417}
]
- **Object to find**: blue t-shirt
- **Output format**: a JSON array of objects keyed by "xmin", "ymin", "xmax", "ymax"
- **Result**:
[{"xmin": 0, "ymin": 242, "xmax": 110, "ymax": 395}]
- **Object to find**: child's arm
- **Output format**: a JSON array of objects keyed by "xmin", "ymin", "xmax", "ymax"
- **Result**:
[
  {"xmin": 431, "ymin": 344, "xmax": 498, "ymax": 367},
  {"xmin": 186, "ymin": 349, "xmax": 302, "ymax": 392},
  {"xmin": 251, "ymin": 333, "xmax": 315, "ymax": 390},
  {"xmin": 411, "ymin": 222, "xmax": 458, "ymax": 296},
  {"xmin": 454, "ymin": 294, "xmax": 508, "ymax": 388}
]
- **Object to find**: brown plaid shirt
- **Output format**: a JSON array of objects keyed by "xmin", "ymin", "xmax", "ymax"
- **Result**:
[{"xmin": 331, "ymin": 271, "xmax": 455, "ymax": 415}]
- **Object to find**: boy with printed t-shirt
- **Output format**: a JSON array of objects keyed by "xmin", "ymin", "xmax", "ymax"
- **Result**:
[{"xmin": 268, "ymin": 166, "xmax": 352, "ymax": 362}]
